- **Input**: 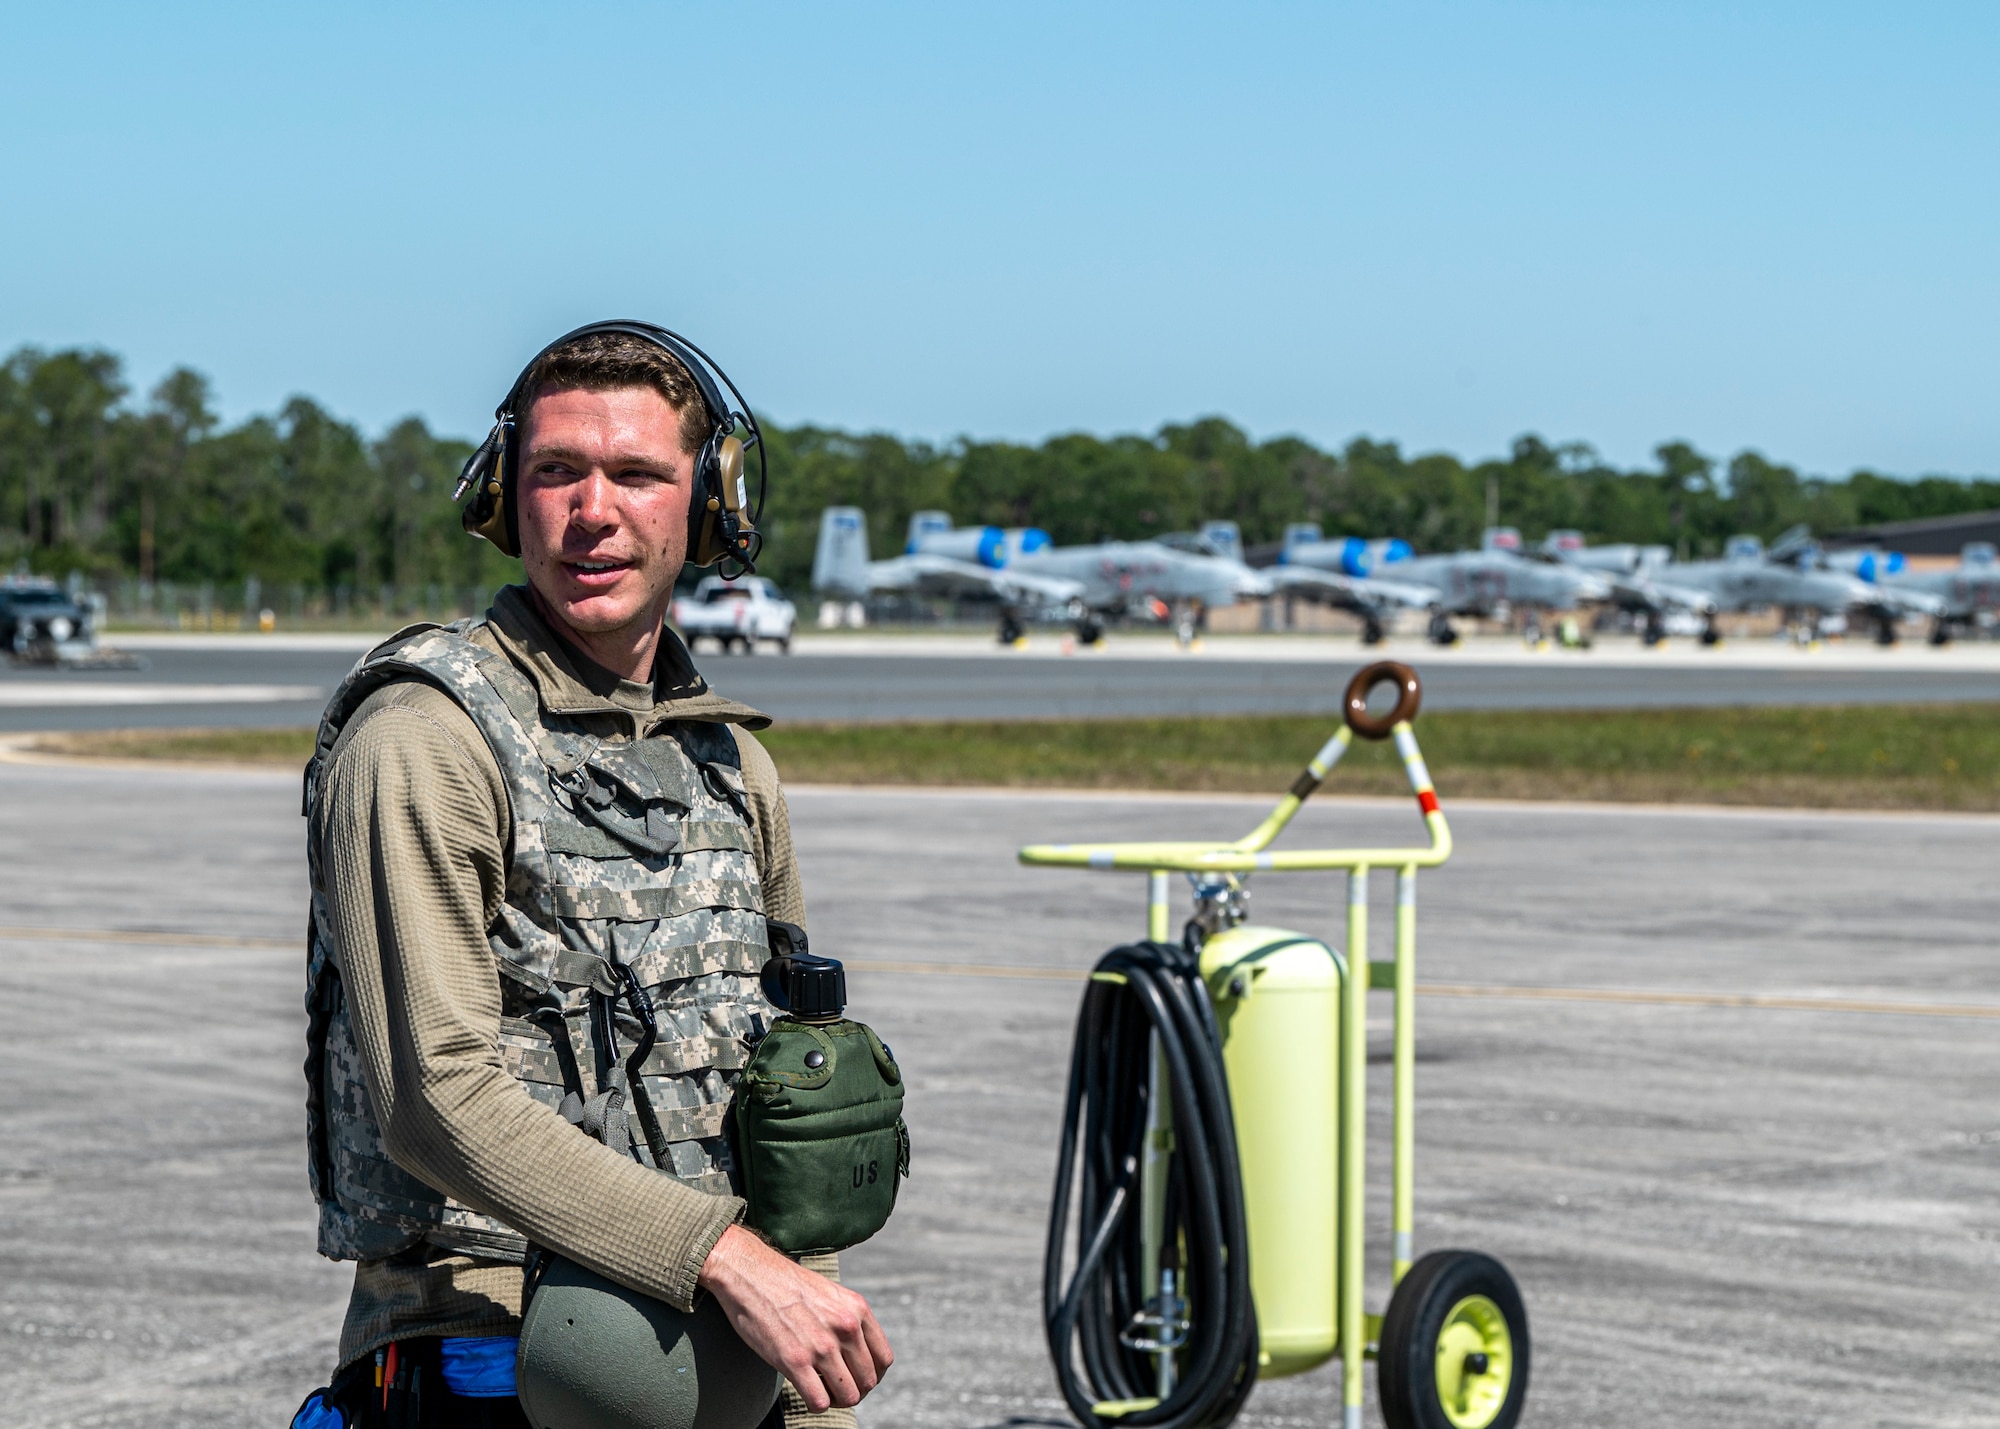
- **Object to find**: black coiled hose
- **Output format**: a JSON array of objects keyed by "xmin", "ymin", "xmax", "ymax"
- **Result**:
[{"xmin": 1044, "ymin": 940, "xmax": 1259, "ymax": 1429}]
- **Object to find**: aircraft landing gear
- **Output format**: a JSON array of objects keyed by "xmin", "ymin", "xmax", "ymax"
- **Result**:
[
  {"xmin": 1075, "ymin": 617, "xmax": 1103, "ymax": 646},
  {"xmin": 1641, "ymin": 612, "xmax": 1666, "ymax": 647},
  {"xmin": 1172, "ymin": 601, "xmax": 1204, "ymax": 649},
  {"xmin": 998, "ymin": 612, "xmax": 1025, "ymax": 645},
  {"xmin": 1874, "ymin": 614, "xmax": 1898, "ymax": 647},
  {"xmin": 1699, "ymin": 619, "xmax": 1721, "ymax": 647},
  {"xmin": 1427, "ymin": 612, "xmax": 1459, "ymax": 646},
  {"xmin": 1930, "ymin": 618, "xmax": 1954, "ymax": 647},
  {"xmin": 1361, "ymin": 617, "xmax": 1386, "ymax": 646}
]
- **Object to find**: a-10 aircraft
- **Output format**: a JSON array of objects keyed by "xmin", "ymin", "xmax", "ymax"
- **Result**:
[
  {"xmin": 810, "ymin": 508, "xmax": 1272, "ymax": 643},
  {"xmin": 1270, "ymin": 524, "xmax": 1613, "ymax": 644},
  {"xmin": 1830, "ymin": 541, "xmax": 2000, "ymax": 644},
  {"xmin": 812, "ymin": 505, "xmax": 1984, "ymax": 647},
  {"xmin": 1541, "ymin": 526, "xmax": 1944, "ymax": 644}
]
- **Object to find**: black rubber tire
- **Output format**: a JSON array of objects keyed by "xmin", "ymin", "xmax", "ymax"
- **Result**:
[
  {"xmin": 998, "ymin": 615, "xmax": 1025, "ymax": 644},
  {"xmin": 1379, "ymin": 1250, "xmax": 1529, "ymax": 1429},
  {"xmin": 1076, "ymin": 620, "xmax": 1103, "ymax": 645}
]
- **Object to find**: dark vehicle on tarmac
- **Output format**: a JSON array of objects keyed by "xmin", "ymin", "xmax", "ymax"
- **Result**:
[{"xmin": 0, "ymin": 576, "xmax": 97, "ymax": 664}]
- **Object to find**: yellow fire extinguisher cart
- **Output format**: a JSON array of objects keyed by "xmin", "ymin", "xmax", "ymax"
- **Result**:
[{"xmin": 1025, "ymin": 662, "xmax": 1528, "ymax": 1429}]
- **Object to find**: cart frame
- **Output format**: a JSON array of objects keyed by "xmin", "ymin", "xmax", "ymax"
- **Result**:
[{"xmin": 1019, "ymin": 663, "xmax": 1450, "ymax": 1429}]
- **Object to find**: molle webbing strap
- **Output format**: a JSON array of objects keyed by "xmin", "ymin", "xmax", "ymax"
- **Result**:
[
  {"xmin": 523, "ymin": 1009, "xmax": 590, "ymax": 1107},
  {"xmin": 549, "ymin": 880, "xmax": 763, "ymax": 923},
  {"xmin": 635, "ymin": 1100, "xmax": 732, "ymax": 1143},
  {"xmin": 549, "ymin": 947, "xmax": 626, "ymax": 998},
  {"xmin": 675, "ymin": 820, "xmax": 757, "ymax": 855},
  {"xmin": 542, "ymin": 824, "xmax": 670, "ymax": 860},
  {"xmin": 621, "ymin": 937, "xmax": 769, "ymax": 985},
  {"xmin": 501, "ymin": 1030, "xmax": 753, "ymax": 1084}
]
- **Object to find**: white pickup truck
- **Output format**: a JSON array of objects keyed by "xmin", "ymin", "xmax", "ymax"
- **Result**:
[{"xmin": 671, "ymin": 575, "xmax": 797, "ymax": 654}]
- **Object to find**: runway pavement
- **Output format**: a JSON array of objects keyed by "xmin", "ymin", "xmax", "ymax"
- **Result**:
[
  {"xmin": 2, "ymin": 765, "xmax": 1996, "ymax": 1427},
  {"xmin": 4, "ymin": 629, "xmax": 2000, "ymax": 731}
]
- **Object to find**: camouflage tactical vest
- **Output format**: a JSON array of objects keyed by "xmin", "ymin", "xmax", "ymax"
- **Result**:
[{"xmin": 303, "ymin": 619, "xmax": 771, "ymax": 1263}]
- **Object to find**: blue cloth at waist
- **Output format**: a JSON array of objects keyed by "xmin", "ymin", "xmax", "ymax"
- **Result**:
[
  {"xmin": 440, "ymin": 1336, "xmax": 520, "ymax": 1398},
  {"xmin": 291, "ymin": 1390, "xmax": 345, "ymax": 1429}
]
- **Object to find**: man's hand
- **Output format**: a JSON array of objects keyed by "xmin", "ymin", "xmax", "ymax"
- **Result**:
[{"xmin": 697, "ymin": 1224, "xmax": 893, "ymax": 1413}]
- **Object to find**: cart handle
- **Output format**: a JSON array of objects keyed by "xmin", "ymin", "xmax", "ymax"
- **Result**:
[
  {"xmin": 1018, "ymin": 660, "xmax": 1451, "ymax": 872},
  {"xmin": 1344, "ymin": 661, "xmax": 1421, "ymax": 741}
]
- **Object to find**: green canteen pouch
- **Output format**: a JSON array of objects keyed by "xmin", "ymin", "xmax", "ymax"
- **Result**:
[{"xmin": 733, "ymin": 1018, "xmax": 908, "ymax": 1256}]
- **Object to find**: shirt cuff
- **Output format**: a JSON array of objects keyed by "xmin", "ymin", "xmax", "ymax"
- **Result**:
[{"xmin": 663, "ymin": 1193, "xmax": 747, "ymax": 1313}]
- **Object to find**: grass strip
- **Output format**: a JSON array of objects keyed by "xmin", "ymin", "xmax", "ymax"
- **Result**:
[
  {"xmin": 26, "ymin": 704, "xmax": 2000, "ymax": 811},
  {"xmin": 27, "ymin": 726, "xmax": 321, "ymax": 765}
]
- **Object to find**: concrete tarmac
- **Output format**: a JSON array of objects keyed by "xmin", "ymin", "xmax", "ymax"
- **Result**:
[
  {"xmin": 2, "ymin": 763, "xmax": 1996, "ymax": 1427},
  {"xmin": 4, "ymin": 630, "xmax": 2000, "ymax": 730}
]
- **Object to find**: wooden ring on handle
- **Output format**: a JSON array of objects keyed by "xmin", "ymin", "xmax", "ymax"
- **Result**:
[{"xmin": 1343, "ymin": 661, "xmax": 1421, "ymax": 740}]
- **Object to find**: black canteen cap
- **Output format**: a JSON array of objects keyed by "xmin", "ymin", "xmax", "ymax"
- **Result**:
[{"xmin": 762, "ymin": 920, "xmax": 846, "ymax": 1019}]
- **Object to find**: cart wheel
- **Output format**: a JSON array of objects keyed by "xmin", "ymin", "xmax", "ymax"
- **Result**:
[{"xmin": 1379, "ymin": 1250, "xmax": 1528, "ymax": 1429}]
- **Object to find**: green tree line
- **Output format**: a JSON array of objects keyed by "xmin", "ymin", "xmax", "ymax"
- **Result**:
[{"xmin": 6, "ymin": 345, "xmax": 1996, "ymax": 605}]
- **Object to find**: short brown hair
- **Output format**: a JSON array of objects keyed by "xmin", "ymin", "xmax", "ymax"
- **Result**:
[{"xmin": 515, "ymin": 330, "xmax": 714, "ymax": 456}]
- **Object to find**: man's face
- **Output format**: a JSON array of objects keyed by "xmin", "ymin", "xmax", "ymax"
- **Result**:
[{"xmin": 515, "ymin": 385, "xmax": 693, "ymax": 639}]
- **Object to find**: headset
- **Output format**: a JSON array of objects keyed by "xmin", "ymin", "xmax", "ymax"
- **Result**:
[{"xmin": 450, "ymin": 320, "xmax": 766, "ymax": 575}]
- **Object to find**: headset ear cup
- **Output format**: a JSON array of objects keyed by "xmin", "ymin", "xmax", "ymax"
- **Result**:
[
  {"xmin": 462, "ymin": 432, "xmax": 521, "ymax": 557},
  {"xmin": 685, "ymin": 434, "xmax": 723, "ymax": 567}
]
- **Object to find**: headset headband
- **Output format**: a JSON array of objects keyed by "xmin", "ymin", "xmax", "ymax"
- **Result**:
[{"xmin": 498, "ymin": 320, "xmax": 734, "ymax": 434}]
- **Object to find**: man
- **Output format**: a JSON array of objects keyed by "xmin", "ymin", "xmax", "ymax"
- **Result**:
[{"xmin": 300, "ymin": 325, "xmax": 890, "ymax": 1428}]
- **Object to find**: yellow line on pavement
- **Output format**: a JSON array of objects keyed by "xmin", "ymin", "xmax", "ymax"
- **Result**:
[
  {"xmin": 7, "ymin": 933, "xmax": 1990, "ymax": 1022},
  {"xmin": 1415, "ymin": 981, "xmax": 2000, "ymax": 1020}
]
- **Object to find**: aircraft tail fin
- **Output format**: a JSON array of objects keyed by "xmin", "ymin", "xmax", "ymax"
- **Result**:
[
  {"xmin": 905, "ymin": 510, "xmax": 953, "ymax": 555},
  {"xmin": 1767, "ymin": 523, "xmax": 1816, "ymax": 566},
  {"xmin": 812, "ymin": 507, "xmax": 872, "ymax": 597},
  {"xmin": 1542, "ymin": 529, "xmax": 1585, "ymax": 559},
  {"xmin": 1200, "ymin": 520, "xmax": 1243, "ymax": 562}
]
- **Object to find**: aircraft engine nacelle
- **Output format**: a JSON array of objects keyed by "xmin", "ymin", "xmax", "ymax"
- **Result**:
[
  {"xmin": 909, "ymin": 517, "xmax": 1008, "ymax": 568},
  {"xmin": 1004, "ymin": 527, "xmax": 1052, "ymax": 563},
  {"xmin": 1825, "ymin": 548, "xmax": 1907, "ymax": 583},
  {"xmin": 1282, "ymin": 535, "xmax": 1414, "ymax": 577}
]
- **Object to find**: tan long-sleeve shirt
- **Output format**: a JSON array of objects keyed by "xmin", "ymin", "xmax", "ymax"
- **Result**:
[{"xmin": 312, "ymin": 589, "xmax": 820, "ymax": 1383}]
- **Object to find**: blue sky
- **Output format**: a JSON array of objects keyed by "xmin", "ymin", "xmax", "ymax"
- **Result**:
[{"xmin": 5, "ymin": 2, "xmax": 1995, "ymax": 476}]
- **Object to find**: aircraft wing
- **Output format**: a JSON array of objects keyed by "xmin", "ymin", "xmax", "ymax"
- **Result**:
[
  {"xmin": 1267, "ymin": 566, "xmax": 1437, "ymax": 614},
  {"xmin": 867, "ymin": 553, "xmax": 1086, "ymax": 609},
  {"xmin": 1865, "ymin": 584, "xmax": 1945, "ymax": 619},
  {"xmin": 1621, "ymin": 577, "xmax": 1721, "ymax": 616}
]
